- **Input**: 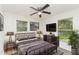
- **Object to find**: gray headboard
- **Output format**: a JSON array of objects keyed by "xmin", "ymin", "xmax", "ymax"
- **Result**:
[{"xmin": 15, "ymin": 32, "xmax": 36, "ymax": 41}]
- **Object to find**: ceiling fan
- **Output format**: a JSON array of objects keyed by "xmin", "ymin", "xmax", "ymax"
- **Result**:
[{"xmin": 30, "ymin": 4, "xmax": 51, "ymax": 18}]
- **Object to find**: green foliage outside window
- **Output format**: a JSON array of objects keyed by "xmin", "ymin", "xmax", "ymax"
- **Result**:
[{"xmin": 58, "ymin": 18, "xmax": 73, "ymax": 42}]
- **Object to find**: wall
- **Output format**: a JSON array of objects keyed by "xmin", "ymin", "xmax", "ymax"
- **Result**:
[{"xmin": 4, "ymin": 12, "xmax": 40, "ymax": 32}]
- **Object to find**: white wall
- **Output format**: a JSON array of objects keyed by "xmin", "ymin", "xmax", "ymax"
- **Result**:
[{"xmin": 4, "ymin": 12, "xmax": 40, "ymax": 32}]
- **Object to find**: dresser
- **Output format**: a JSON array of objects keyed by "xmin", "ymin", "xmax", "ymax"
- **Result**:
[{"xmin": 43, "ymin": 34, "xmax": 59, "ymax": 47}]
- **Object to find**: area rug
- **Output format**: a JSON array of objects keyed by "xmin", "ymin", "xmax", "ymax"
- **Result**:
[{"xmin": 53, "ymin": 50, "xmax": 64, "ymax": 55}]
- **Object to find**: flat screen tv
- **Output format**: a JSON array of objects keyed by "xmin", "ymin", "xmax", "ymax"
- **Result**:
[{"xmin": 46, "ymin": 23, "xmax": 56, "ymax": 32}]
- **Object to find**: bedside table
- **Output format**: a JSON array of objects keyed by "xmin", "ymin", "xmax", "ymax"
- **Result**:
[{"xmin": 4, "ymin": 41, "xmax": 17, "ymax": 55}]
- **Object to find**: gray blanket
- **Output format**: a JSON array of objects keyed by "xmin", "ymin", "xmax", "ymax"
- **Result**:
[{"xmin": 17, "ymin": 40, "xmax": 56, "ymax": 55}]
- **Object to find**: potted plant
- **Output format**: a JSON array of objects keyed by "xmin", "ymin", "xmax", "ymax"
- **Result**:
[{"xmin": 68, "ymin": 30, "xmax": 79, "ymax": 55}]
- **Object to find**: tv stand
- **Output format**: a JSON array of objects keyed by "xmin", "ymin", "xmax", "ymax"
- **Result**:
[{"xmin": 43, "ymin": 34, "xmax": 59, "ymax": 51}]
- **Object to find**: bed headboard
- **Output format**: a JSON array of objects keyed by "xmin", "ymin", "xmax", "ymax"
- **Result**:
[{"xmin": 15, "ymin": 32, "xmax": 36, "ymax": 41}]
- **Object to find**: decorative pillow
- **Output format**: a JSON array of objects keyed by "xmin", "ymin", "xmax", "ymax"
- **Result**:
[
  {"xmin": 28, "ymin": 37, "xmax": 36, "ymax": 39},
  {"xmin": 16, "ymin": 38, "xmax": 38, "ymax": 45},
  {"xmin": 18, "ymin": 38, "xmax": 28, "ymax": 41},
  {"xmin": 28, "ymin": 35, "xmax": 36, "ymax": 39}
]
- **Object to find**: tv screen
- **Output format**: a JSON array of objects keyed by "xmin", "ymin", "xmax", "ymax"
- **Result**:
[{"xmin": 46, "ymin": 23, "xmax": 56, "ymax": 32}]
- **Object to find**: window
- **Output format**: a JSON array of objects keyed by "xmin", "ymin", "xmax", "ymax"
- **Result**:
[
  {"xmin": 58, "ymin": 18, "xmax": 73, "ymax": 42},
  {"xmin": 0, "ymin": 13, "xmax": 4, "ymax": 31},
  {"xmin": 30, "ymin": 22, "xmax": 39, "ymax": 31},
  {"xmin": 17, "ymin": 20, "xmax": 27, "ymax": 32}
]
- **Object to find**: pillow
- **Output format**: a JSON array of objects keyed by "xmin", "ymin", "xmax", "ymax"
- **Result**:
[
  {"xmin": 28, "ymin": 37, "xmax": 36, "ymax": 39},
  {"xmin": 16, "ymin": 38, "xmax": 38, "ymax": 45},
  {"xmin": 28, "ymin": 34, "xmax": 36, "ymax": 39},
  {"xmin": 18, "ymin": 38, "xmax": 28, "ymax": 41}
]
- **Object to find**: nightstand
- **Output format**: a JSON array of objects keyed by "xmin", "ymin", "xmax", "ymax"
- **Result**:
[{"xmin": 4, "ymin": 41, "xmax": 17, "ymax": 55}]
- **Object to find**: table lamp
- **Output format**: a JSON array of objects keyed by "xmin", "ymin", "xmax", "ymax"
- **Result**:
[
  {"xmin": 37, "ymin": 31, "xmax": 43, "ymax": 39},
  {"xmin": 6, "ymin": 32, "xmax": 14, "ymax": 42}
]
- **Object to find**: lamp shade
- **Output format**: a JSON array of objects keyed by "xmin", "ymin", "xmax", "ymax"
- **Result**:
[
  {"xmin": 37, "ymin": 31, "xmax": 42, "ymax": 34},
  {"xmin": 6, "ymin": 32, "xmax": 14, "ymax": 36}
]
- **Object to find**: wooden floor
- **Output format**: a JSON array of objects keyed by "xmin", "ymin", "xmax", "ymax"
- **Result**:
[{"xmin": 4, "ymin": 49, "xmax": 17, "ymax": 55}]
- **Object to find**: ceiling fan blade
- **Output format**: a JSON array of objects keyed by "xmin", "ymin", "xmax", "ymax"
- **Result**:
[
  {"xmin": 30, "ymin": 12, "xmax": 38, "ymax": 16},
  {"xmin": 42, "ymin": 11, "xmax": 51, "ymax": 14},
  {"xmin": 40, "ymin": 4, "xmax": 49, "ymax": 11},
  {"xmin": 30, "ymin": 7, "xmax": 38, "ymax": 11},
  {"xmin": 39, "ymin": 14, "xmax": 42, "ymax": 18}
]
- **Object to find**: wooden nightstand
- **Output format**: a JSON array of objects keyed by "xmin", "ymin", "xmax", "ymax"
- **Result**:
[{"xmin": 4, "ymin": 41, "xmax": 17, "ymax": 55}]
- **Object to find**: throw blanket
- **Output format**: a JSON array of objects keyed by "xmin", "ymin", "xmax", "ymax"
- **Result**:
[{"xmin": 18, "ymin": 40, "xmax": 56, "ymax": 55}]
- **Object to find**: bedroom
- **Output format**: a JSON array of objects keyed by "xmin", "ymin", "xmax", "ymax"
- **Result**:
[{"xmin": 0, "ymin": 4, "xmax": 79, "ymax": 55}]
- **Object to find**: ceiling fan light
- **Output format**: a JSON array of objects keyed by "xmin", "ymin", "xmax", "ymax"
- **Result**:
[{"xmin": 38, "ymin": 12, "xmax": 42, "ymax": 15}]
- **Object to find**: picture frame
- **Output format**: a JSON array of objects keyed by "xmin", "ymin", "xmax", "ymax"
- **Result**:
[
  {"xmin": 0, "ymin": 13, "xmax": 4, "ymax": 31},
  {"xmin": 30, "ymin": 22, "xmax": 39, "ymax": 31},
  {"xmin": 17, "ymin": 20, "xmax": 28, "ymax": 32}
]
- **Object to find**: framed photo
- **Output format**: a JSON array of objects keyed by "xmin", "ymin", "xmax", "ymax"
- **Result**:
[
  {"xmin": 0, "ymin": 13, "xmax": 4, "ymax": 31},
  {"xmin": 17, "ymin": 20, "xmax": 27, "ymax": 32},
  {"xmin": 30, "ymin": 22, "xmax": 39, "ymax": 31}
]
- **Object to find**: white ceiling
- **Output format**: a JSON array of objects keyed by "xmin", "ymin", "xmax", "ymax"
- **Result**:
[{"xmin": 2, "ymin": 4, "xmax": 79, "ymax": 19}]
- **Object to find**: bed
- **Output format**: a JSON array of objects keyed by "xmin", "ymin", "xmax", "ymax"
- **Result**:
[{"xmin": 15, "ymin": 32, "xmax": 57, "ymax": 55}]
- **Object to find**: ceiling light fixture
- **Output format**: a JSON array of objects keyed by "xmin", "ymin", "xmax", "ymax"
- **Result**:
[
  {"xmin": 30, "ymin": 4, "xmax": 51, "ymax": 18},
  {"xmin": 38, "ymin": 12, "xmax": 42, "ymax": 15}
]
